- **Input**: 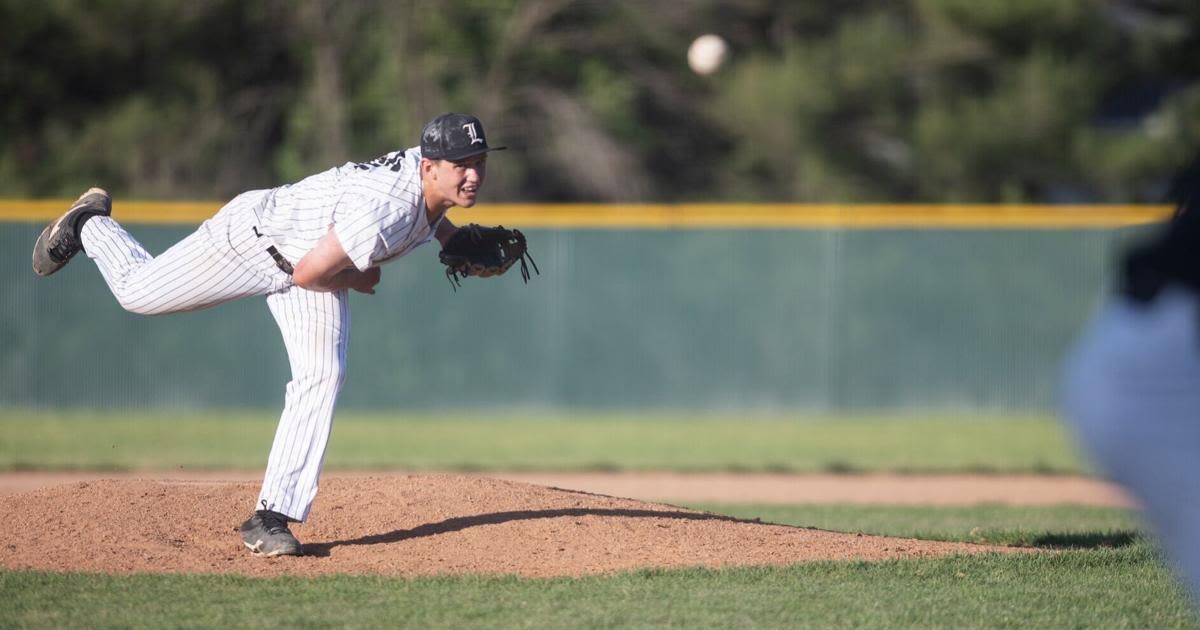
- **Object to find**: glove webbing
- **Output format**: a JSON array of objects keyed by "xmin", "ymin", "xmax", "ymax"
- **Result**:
[{"xmin": 444, "ymin": 227, "xmax": 540, "ymax": 290}]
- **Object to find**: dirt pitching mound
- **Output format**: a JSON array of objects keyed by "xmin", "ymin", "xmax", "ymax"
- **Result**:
[{"xmin": 0, "ymin": 474, "xmax": 1019, "ymax": 577}]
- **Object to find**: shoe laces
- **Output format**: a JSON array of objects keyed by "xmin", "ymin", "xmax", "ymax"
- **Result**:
[{"xmin": 257, "ymin": 500, "xmax": 292, "ymax": 534}]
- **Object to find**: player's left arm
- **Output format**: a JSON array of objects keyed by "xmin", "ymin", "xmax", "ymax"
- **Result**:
[{"xmin": 293, "ymin": 227, "xmax": 381, "ymax": 294}]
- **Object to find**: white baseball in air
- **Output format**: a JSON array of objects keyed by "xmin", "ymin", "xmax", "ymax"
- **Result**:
[{"xmin": 687, "ymin": 34, "xmax": 728, "ymax": 76}]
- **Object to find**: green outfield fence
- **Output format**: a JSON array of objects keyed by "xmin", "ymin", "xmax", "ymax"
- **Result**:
[{"xmin": 0, "ymin": 202, "xmax": 1170, "ymax": 411}]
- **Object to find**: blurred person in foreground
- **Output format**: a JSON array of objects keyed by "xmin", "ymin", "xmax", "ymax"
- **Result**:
[{"xmin": 1063, "ymin": 156, "xmax": 1200, "ymax": 605}]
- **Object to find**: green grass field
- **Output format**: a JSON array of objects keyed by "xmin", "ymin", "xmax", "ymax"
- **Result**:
[
  {"xmin": 5, "ymin": 408, "xmax": 1194, "ymax": 628},
  {"xmin": 2, "ymin": 505, "xmax": 1194, "ymax": 629},
  {"xmin": 692, "ymin": 504, "xmax": 1144, "ymax": 548},
  {"xmin": 0, "ymin": 408, "xmax": 1087, "ymax": 474}
]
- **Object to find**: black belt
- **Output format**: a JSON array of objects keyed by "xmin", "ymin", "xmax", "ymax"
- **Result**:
[{"xmin": 252, "ymin": 227, "xmax": 294, "ymax": 275}]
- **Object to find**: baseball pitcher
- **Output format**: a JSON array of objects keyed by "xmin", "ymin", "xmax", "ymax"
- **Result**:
[{"xmin": 31, "ymin": 113, "xmax": 535, "ymax": 556}]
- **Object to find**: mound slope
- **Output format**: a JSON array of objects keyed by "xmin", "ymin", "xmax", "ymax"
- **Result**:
[{"xmin": 0, "ymin": 474, "xmax": 1017, "ymax": 577}]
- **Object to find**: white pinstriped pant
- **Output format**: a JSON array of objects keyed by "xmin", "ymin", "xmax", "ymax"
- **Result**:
[{"xmin": 80, "ymin": 191, "xmax": 349, "ymax": 522}]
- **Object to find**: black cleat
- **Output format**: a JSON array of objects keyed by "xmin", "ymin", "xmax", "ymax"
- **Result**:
[
  {"xmin": 239, "ymin": 507, "xmax": 303, "ymax": 557},
  {"xmin": 31, "ymin": 187, "xmax": 112, "ymax": 277}
]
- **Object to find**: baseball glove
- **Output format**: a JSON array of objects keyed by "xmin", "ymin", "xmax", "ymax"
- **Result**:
[{"xmin": 439, "ymin": 224, "xmax": 539, "ymax": 289}]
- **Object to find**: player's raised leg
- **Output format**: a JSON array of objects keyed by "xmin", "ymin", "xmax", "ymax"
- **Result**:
[
  {"xmin": 38, "ymin": 189, "xmax": 289, "ymax": 314},
  {"xmin": 243, "ymin": 284, "xmax": 350, "ymax": 555},
  {"xmin": 79, "ymin": 215, "xmax": 279, "ymax": 314}
]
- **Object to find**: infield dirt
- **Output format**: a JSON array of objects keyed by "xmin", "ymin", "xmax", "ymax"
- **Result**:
[{"xmin": 0, "ymin": 474, "xmax": 1023, "ymax": 577}]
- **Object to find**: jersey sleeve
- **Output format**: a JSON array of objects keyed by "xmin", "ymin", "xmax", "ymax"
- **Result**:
[{"xmin": 332, "ymin": 193, "xmax": 391, "ymax": 271}]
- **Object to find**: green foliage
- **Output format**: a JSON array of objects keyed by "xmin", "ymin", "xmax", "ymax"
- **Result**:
[
  {"xmin": 0, "ymin": 0, "xmax": 299, "ymax": 197},
  {"xmin": 2, "ymin": 1, "xmax": 1198, "ymax": 202}
]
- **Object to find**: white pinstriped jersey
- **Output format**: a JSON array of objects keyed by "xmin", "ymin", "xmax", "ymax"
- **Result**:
[{"xmin": 259, "ymin": 146, "xmax": 441, "ymax": 271}]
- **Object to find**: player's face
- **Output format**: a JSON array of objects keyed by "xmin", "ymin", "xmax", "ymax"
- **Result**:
[{"xmin": 432, "ymin": 154, "xmax": 488, "ymax": 208}]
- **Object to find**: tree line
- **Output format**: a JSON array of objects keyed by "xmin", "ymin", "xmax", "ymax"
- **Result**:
[{"xmin": 3, "ymin": 0, "xmax": 1198, "ymax": 203}]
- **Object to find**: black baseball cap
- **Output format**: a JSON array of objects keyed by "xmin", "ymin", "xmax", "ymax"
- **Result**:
[{"xmin": 420, "ymin": 113, "xmax": 506, "ymax": 161}]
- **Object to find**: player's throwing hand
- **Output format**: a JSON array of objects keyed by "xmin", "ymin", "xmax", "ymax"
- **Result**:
[{"xmin": 347, "ymin": 267, "xmax": 381, "ymax": 294}]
